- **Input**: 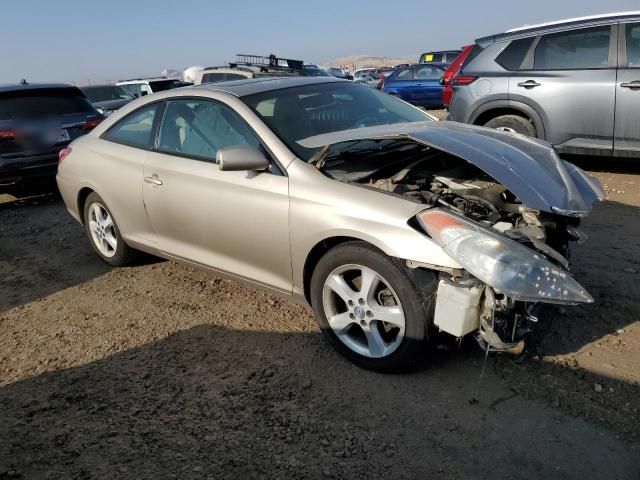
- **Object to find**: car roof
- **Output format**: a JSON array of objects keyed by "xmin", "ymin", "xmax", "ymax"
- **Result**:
[
  {"xmin": 397, "ymin": 62, "xmax": 449, "ymax": 69},
  {"xmin": 420, "ymin": 50, "xmax": 461, "ymax": 54},
  {"xmin": 117, "ymin": 78, "xmax": 171, "ymax": 84},
  {"xmin": 80, "ymin": 84, "xmax": 121, "ymax": 89},
  {"xmin": 477, "ymin": 10, "xmax": 640, "ymax": 46},
  {"xmin": 201, "ymin": 67, "xmax": 253, "ymax": 73},
  {"xmin": 193, "ymin": 76, "xmax": 344, "ymax": 97},
  {"xmin": 0, "ymin": 82, "xmax": 78, "ymax": 94}
]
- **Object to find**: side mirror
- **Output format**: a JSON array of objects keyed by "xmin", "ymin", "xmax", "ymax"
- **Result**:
[
  {"xmin": 216, "ymin": 145, "xmax": 269, "ymax": 172},
  {"xmin": 140, "ymin": 91, "xmax": 148, "ymax": 96}
]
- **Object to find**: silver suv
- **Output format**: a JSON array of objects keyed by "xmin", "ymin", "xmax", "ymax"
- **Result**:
[{"xmin": 448, "ymin": 12, "xmax": 640, "ymax": 158}]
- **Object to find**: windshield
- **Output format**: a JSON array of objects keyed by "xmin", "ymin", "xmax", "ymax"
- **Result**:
[
  {"xmin": 81, "ymin": 85, "xmax": 134, "ymax": 103},
  {"xmin": 242, "ymin": 82, "xmax": 433, "ymax": 161}
]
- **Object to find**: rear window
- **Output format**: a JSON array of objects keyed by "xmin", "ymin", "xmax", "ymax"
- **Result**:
[
  {"xmin": 202, "ymin": 72, "xmax": 251, "ymax": 83},
  {"xmin": 0, "ymin": 88, "xmax": 94, "ymax": 120},
  {"xmin": 104, "ymin": 103, "xmax": 158, "ymax": 148},
  {"xmin": 495, "ymin": 37, "xmax": 535, "ymax": 70},
  {"xmin": 534, "ymin": 25, "xmax": 611, "ymax": 70},
  {"xmin": 420, "ymin": 53, "xmax": 443, "ymax": 63},
  {"xmin": 149, "ymin": 79, "xmax": 183, "ymax": 92}
]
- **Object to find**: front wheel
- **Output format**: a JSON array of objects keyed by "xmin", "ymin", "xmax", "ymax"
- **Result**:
[{"xmin": 310, "ymin": 242, "xmax": 435, "ymax": 372}]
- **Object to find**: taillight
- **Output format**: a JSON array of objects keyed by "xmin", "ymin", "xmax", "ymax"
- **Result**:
[
  {"xmin": 83, "ymin": 118, "xmax": 103, "ymax": 130},
  {"xmin": 59, "ymin": 147, "xmax": 72, "ymax": 164},
  {"xmin": 443, "ymin": 45, "xmax": 476, "ymax": 106},
  {"xmin": 0, "ymin": 129, "xmax": 16, "ymax": 139},
  {"xmin": 451, "ymin": 75, "xmax": 477, "ymax": 86}
]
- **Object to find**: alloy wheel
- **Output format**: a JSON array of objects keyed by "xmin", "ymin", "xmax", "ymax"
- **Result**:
[
  {"xmin": 88, "ymin": 202, "xmax": 117, "ymax": 258},
  {"xmin": 322, "ymin": 264, "xmax": 406, "ymax": 358}
]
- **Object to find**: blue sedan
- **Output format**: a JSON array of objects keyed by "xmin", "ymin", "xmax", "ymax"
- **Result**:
[{"xmin": 382, "ymin": 63, "xmax": 448, "ymax": 108}]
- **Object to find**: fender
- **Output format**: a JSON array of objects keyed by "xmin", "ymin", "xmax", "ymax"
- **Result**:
[{"xmin": 469, "ymin": 100, "xmax": 546, "ymax": 141}]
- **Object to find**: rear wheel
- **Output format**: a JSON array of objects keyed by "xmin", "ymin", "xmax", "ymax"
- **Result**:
[
  {"xmin": 310, "ymin": 242, "xmax": 435, "ymax": 372},
  {"xmin": 83, "ymin": 192, "xmax": 136, "ymax": 266},
  {"xmin": 484, "ymin": 114, "xmax": 537, "ymax": 137}
]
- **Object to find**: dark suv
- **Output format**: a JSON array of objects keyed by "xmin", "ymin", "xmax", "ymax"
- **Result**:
[
  {"xmin": 447, "ymin": 12, "xmax": 640, "ymax": 157},
  {"xmin": 1, "ymin": 83, "xmax": 102, "ymax": 186}
]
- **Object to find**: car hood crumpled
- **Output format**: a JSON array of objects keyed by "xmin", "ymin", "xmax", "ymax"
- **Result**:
[{"xmin": 298, "ymin": 121, "xmax": 605, "ymax": 216}]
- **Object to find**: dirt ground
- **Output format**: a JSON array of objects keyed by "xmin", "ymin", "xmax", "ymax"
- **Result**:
[{"xmin": 1, "ymin": 137, "xmax": 639, "ymax": 478}]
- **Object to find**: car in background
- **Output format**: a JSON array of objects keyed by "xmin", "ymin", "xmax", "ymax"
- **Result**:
[
  {"xmin": 1, "ymin": 82, "xmax": 102, "ymax": 187},
  {"xmin": 419, "ymin": 50, "xmax": 461, "ymax": 64},
  {"xmin": 354, "ymin": 72, "xmax": 380, "ymax": 88},
  {"xmin": 447, "ymin": 11, "xmax": 640, "ymax": 157},
  {"xmin": 375, "ymin": 68, "xmax": 397, "ymax": 90},
  {"xmin": 56, "ymin": 77, "xmax": 602, "ymax": 371},
  {"xmin": 325, "ymin": 67, "xmax": 352, "ymax": 80},
  {"xmin": 116, "ymin": 77, "xmax": 184, "ymax": 98},
  {"xmin": 193, "ymin": 67, "xmax": 256, "ymax": 85},
  {"xmin": 382, "ymin": 63, "xmax": 448, "ymax": 107},
  {"xmin": 302, "ymin": 66, "xmax": 332, "ymax": 77},
  {"xmin": 440, "ymin": 45, "xmax": 474, "ymax": 107},
  {"xmin": 353, "ymin": 68, "xmax": 377, "ymax": 78},
  {"xmin": 81, "ymin": 84, "xmax": 136, "ymax": 117}
]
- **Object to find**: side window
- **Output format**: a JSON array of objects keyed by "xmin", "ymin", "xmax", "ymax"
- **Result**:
[
  {"xmin": 202, "ymin": 73, "xmax": 224, "ymax": 84},
  {"xmin": 158, "ymin": 99, "xmax": 260, "ymax": 162},
  {"xmin": 395, "ymin": 68, "xmax": 413, "ymax": 80},
  {"xmin": 415, "ymin": 65, "xmax": 443, "ymax": 80},
  {"xmin": 104, "ymin": 103, "xmax": 158, "ymax": 148},
  {"xmin": 122, "ymin": 84, "xmax": 140, "ymax": 98},
  {"xmin": 534, "ymin": 25, "xmax": 611, "ymax": 70},
  {"xmin": 445, "ymin": 53, "xmax": 459, "ymax": 63},
  {"xmin": 495, "ymin": 37, "xmax": 535, "ymax": 70},
  {"xmin": 627, "ymin": 23, "xmax": 640, "ymax": 67},
  {"xmin": 226, "ymin": 73, "xmax": 248, "ymax": 81}
]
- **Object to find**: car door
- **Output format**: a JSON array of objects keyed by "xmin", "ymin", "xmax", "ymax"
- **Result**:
[
  {"xmin": 99, "ymin": 102, "xmax": 160, "ymax": 241},
  {"xmin": 386, "ymin": 67, "xmax": 415, "ymax": 103},
  {"xmin": 413, "ymin": 65, "xmax": 445, "ymax": 106},
  {"xmin": 614, "ymin": 22, "xmax": 640, "ymax": 155},
  {"xmin": 509, "ymin": 24, "xmax": 616, "ymax": 153},
  {"xmin": 142, "ymin": 97, "xmax": 292, "ymax": 293}
]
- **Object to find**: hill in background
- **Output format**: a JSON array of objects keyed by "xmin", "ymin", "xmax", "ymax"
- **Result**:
[{"xmin": 324, "ymin": 54, "xmax": 415, "ymax": 70}]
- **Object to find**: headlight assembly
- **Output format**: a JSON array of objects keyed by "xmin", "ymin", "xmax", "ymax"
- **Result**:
[{"xmin": 416, "ymin": 209, "xmax": 593, "ymax": 304}]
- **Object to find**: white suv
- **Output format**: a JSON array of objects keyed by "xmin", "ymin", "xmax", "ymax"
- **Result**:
[{"xmin": 116, "ymin": 78, "xmax": 184, "ymax": 98}]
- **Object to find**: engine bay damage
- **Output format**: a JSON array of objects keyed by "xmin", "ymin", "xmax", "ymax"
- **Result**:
[{"xmin": 315, "ymin": 138, "xmax": 593, "ymax": 352}]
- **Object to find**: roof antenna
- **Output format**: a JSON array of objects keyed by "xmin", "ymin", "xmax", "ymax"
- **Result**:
[{"xmin": 20, "ymin": 78, "xmax": 28, "ymax": 85}]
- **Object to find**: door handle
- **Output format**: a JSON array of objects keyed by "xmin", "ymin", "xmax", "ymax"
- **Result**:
[
  {"xmin": 621, "ymin": 81, "xmax": 640, "ymax": 89},
  {"xmin": 144, "ymin": 176, "xmax": 163, "ymax": 186},
  {"xmin": 415, "ymin": 82, "xmax": 423, "ymax": 86},
  {"xmin": 517, "ymin": 80, "xmax": 541, "ymax": 89}
]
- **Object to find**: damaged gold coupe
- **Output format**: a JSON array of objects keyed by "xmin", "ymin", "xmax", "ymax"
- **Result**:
[{"xmin": 57, "ymin": 77, "xmax": 604, "ymax": 371}]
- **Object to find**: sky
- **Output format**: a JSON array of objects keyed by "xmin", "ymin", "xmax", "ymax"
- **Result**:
[{"xmin": 1, "ymin": 0, "xmax": 638, "ymax": 84}]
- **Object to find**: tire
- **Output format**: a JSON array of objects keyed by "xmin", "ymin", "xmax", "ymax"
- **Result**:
[
  {"xmin": 310, "ymin": 241, "xmax": 436, "ymax": 372},
  {"xmin": 83, "ymin": 192, "xmax": 136, "ymax": 266},
  {"xmin": 484, "ymin": 114, "xmax": 537, "ymax": 137}
]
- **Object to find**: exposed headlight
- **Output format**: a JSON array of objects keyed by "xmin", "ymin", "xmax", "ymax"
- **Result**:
[{"xmin": 416, "ymin": 209, "xmax": 593, "ymax": 304}]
